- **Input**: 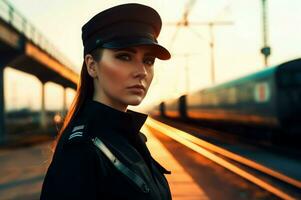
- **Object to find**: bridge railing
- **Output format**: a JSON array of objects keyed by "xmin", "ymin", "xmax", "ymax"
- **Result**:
[{"xmin": 0, "ymin": 0, "xmax": 77, "ymax": 70}]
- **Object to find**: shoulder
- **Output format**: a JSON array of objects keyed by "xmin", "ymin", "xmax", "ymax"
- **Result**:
[
  {"xmin": 54, "ymin": 122, "xmax": 95, "ymax": 162},
  {"xmin": 52, "ymin": 121, "xmax": 96, "ymax": 163},
  {"xmin": 58, "ymin": 121, "xmax": 110, "ymax": 166},
  {"xmin": 50, "ymin": 123, "xmax": 107, "ymax": 174},
  {"xmin": 62, "ymin": 122, "xmax": 90, "ymax": 147}
]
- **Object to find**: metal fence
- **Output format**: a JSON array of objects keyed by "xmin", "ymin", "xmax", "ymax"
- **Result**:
[{"xmin": 0, "ymin": 0, "xmax": 76, "ymax": 70}]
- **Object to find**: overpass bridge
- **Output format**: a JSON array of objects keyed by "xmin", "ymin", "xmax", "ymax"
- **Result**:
[{"xmin": 0, "ymin": 0, "xmax": 79, "ymax": 142}]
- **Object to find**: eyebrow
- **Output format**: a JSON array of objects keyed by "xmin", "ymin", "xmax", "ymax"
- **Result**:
[{"xmin": 113, "ymin": 48, "xmax": 155, "ymax": 57}]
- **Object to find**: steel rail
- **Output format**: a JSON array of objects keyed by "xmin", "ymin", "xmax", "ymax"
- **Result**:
[{"xmin": 146, "ymin": 117, "xmax": 299, "ymax": 200}]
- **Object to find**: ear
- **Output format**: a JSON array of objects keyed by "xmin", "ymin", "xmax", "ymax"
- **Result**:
[{"xmin": 85, "ymin": 54, "xmax": 98, "ymax": 78}]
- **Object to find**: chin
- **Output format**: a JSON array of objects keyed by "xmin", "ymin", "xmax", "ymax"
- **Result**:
[{"xmin": 125, "ymin": 95, "xmax": 145, "ymax": 106}]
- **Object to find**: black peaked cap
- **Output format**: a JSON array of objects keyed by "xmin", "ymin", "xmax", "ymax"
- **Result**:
[{"xmin": 81, "ymin": 3, "xmax": 171, "ymax": 60}]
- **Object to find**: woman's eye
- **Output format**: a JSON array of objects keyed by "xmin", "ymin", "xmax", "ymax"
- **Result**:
[
  {"xmin": 116, "ymin": 54, "xmax": 131, "ymax": 61},
  {"xmin": 144, "ymin": 58, "xmax": 155, "ymax": 66}
]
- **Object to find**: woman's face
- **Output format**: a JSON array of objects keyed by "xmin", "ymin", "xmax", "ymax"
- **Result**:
[{"xmin": 86, "ymin": 45, "xmax": 155, "ymax": 111}]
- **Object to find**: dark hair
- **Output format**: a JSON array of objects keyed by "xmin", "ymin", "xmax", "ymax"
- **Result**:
[{"xmin": 50, "ymin": 48, "xmax": 103, "ymax": 153}]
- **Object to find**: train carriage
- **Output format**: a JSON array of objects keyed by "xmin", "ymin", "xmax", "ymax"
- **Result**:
[{"xmin": 156, "ymin": 58, "xmax": 301, "ymax": 137}]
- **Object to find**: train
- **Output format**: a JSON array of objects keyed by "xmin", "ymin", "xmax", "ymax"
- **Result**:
[{"xmin": 151, "ymin": 58, "xmax": 301, "ymax": 138}]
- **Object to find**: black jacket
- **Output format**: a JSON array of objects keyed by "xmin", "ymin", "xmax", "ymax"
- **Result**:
[{"xmin": 40, "ymin": 100, "xmax": 172, "ymax": 200}]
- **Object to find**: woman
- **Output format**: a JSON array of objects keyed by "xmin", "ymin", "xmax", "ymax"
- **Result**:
[{"xmin": 40, "ymin": 3, "xmax": 172, "ymax": 200}]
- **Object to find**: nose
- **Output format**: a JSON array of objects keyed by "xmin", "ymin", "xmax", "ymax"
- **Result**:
[{"xmin": 133, "ymin": 63, "xmax": 147, "ymax": 79}]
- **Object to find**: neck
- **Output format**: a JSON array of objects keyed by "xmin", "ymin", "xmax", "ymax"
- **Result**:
[
  {"xmin": 93, "ymin": 93, "xmax": 127, "ymax": 112},
  {"xmin": 79, "ymin": 99, "xmax": 148, "ymax": 138}
]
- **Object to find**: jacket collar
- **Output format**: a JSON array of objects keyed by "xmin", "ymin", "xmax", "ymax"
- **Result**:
[{"xmin": 80, "ymin": 99, "xmax": 148, "ymax": 139}]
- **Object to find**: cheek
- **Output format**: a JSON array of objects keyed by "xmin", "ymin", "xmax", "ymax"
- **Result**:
[
  {"xmin": 100, "ymin": 61, "xmax": 128, "ymax": 91},
  {"xmin": 145, "ymin": 68, "xmax": 154, "ymax": 90}
]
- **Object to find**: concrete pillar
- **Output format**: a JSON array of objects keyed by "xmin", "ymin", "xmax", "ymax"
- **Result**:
[
  {"xmin": 0, "ymin": 53, "xmax": 23, "ymax": 143},
  {"xmin": 40, "ymin": 82, "xmax": 47, "ymax": 129},
  {"xmin": 0, "ymin": 67, "xmax": 5, "ymax": 143},
  {"xmin": 63, "ymin": 87, "xmax": 67, "ymax": 116}
]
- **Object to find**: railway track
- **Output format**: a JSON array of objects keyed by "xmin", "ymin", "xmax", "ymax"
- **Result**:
[{"xmin": 146, "ymin": 117, "xmax": 301, "ymax": 200}]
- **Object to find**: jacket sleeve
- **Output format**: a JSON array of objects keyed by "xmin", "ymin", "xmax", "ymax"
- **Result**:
[{"xmin": 40, "ymin": 141, "xmax": 105, "ymax": 200}]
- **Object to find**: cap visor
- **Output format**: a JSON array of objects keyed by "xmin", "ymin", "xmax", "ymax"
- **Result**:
[{"xmin": 102, "ymin": 38, "xmax": 171, "ymax": 60}]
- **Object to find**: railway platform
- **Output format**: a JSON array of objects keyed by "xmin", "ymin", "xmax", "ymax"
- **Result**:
[
  {"xmin": 0, "ymin": 123, "xmax": 209, "ymax": 200},
  {"xmin": 2, "ymin": 117, "xmax": 300, "ymax": 199},
  {"xmin": 142, "ymin": 125, "xmax": 209, "ymax": 200}
]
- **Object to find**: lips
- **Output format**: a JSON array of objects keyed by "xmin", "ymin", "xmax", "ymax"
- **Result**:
[{"xmin": 127, "ymin": 85, "xmax": 146, "ymax": 91}]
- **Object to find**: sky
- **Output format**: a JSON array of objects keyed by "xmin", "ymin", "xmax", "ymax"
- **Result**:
[{"xmin": 3, "ymin": 0, "xmax": 301, "ymax": 112}]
